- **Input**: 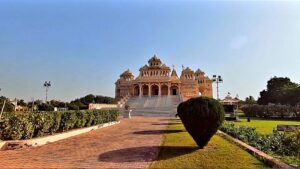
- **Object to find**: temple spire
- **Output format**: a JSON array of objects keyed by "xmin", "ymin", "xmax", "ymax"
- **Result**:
[{"xmin": 171, "ymin": 65, "xmax": 178, "ymax": 77}]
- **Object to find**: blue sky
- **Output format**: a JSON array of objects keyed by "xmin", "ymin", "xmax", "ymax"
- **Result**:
[{"xmin": 0, "ymin": 0, "xmax": 300, "ymax": 101}]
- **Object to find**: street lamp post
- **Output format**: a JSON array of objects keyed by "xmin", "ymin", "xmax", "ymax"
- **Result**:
[
  {"xmin": 0, "ymin": 88, "xmax": 5, "ymax": 120},
  {"xmin": 212, "ymin": 75, "xmax": 223, "ymax": 100},
  {"xmin": 43, "ymin": 81, "xmax": 51, "ymax": 103}
]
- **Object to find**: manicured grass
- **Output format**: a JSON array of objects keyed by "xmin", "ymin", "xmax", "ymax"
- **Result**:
[
  {"xmin": 234, "ymin": 117, "xmax": 300, "ymax": 166},
  {"xmin": 235, "ymin": 117, "xmax": 300, "ymax": 134},
  {"xmin": 151, "ymin": 119, "xmax": 268, "ymax": 169}
]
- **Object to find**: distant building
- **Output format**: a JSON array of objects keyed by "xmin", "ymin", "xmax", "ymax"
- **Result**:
[
  {"xmin": 10, "ymin": 99, "xmax": 28, "ymax": 112},
  {"xmin": 54, "ymin": 107, "xmax": 68, "ymax": 112},
  {"xmin": 220, "ymin": 93, "xmax": 240, "ymax": 119},
  {"xmin": 115, "ymin": 55, "xmax": 213, "ymax": 101},
  {"xmin": 88, "ymin": 104, "xmax": 118, "ymax": 110}
]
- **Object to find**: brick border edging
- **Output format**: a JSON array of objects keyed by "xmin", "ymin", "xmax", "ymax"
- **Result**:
[
  {"xmin": 0, "ymin": 121, "xmax": 120, "ymax": 151},
  {"xmin": 217, "ymin": 130, "xmax": 296, "ymax": 169}
]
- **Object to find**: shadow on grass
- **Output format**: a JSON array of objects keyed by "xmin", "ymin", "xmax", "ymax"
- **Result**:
[
  {"xmin": 98, "ymin": 146, "xmax": 198, "ymax": 163},
  {"xmin": 133, "ymin": 130, "xmax": 184, "ymax": 135}
]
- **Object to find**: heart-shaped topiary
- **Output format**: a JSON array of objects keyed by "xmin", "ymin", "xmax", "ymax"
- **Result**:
[{"xmin": 177, "ymin": 97, "xmax": 225, "ymax": 148}]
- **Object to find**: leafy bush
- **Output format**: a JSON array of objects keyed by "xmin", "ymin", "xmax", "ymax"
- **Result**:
[
  {"xmin": 242, "ymin": 104, "xmax": 300, "ymax": 119},
  {"xmin": 60, "ymin": 111, "xmax": 77, "ymax": 131},
  {"xmin": 0, "ymin": 109, "xmax": 119, "ymax": 140},
  {"xmin": 220, "ymin": 122, "xmax": 300, "ymax": 157},
  {"xmin": 177, "ymin": 97, "xmax": 225, "ymax": 148}
]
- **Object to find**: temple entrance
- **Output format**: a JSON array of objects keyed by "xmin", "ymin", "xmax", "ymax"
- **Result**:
[
  {"xmin": 161, "ymin": 85, "xmax": 168, "ymax": 96},
  {"xmin": 151, "ymin": 85, "xmax": 159, "ymax": 96},
  {"xmin": 170, "ymin": 86, "xmax": 178, "ymax": 95},
  {"xmin": 133, "ymin": 85, "xmax": 139, "ymax": 96},
  {"xmin": 172, "ymin": 89, "xmax": 177, "ymax": 95},
  {"xmin": 142, "ymin": 85, "xmax": 149, "ymax": 96}
]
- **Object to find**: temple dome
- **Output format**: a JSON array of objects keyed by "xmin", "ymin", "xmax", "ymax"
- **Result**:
[
  {"xmin": 148, "ymin": 54, "xmax": 162, "ymax": 67},
  {"xmin": 120, "ymin": 69, "xmax": 134, "ymax": 77},
  {"xmin": 195, "ymin": 69, "xmax": 204, "ymax": 74},
  {"xmin": 182, "ymin": 67, "xmax": 194, "ymax": 73}
]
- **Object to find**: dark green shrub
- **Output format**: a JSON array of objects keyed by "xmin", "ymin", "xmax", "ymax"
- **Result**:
[
  {"xmin": 241, "ymin": 104, "xmax": 299, "ymax": 119},
  {"xmin": 93, "ymin": 110, "xmax": 103, "ymax": 125},
  {"xmin": 50, "ymin": 111, "xmax": 62, "ymax": 133},
  {"xmin": 60, "ymin": 111, "xmax": 77, "ymax": 131},
  {"xmin": 0, "ymin": 109, "xmax": 119, "ymax": 140},
  {"xmin": 177, "ymin": 97, "xmax": 225, "ymax": 148},
  {"xmin": 75, "ymin": 110, "xmax": 88, "ymax": 128},
  {"xmin": 0, "ymin": 112, "xmax": 34, "ymax": 140},
  {"xmin": 34, "ymin": 112, "xmax": 61, "ymax": 137},
  {"xmin": 86, "ymin": 111, "xmax": 95, "ymax": 127}
]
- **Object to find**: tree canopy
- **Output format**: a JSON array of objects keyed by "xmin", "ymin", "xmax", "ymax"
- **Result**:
[
  {"xmin": 68, "ymin": 94, "xmax": 115, "ymax": 110},
  {"xmin": 0, "ymin": 94, "xmax": 115, "ymax": 112},
  {"xmin": 0, "ymin": 96, "xmax": 15, "ymax": 112},
  {"xmin": 257, "ymin": 77, "xmax": 300, "ymax": 105}
]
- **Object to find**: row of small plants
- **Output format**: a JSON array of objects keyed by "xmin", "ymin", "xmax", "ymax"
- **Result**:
[
  {"xmin": 242, "ymin": 104, "xmax": 300, "ymax": 119},
  {"xmin": 220, "ymin": 122, "xmax": 300, "ymax": 156},
  {"xmin": 220, "ymin": 122, "xmax": 300, "ymax": 164},
  {"xmin": 0, "ymin": 109, "xmax": 119, "ymax": 140}
]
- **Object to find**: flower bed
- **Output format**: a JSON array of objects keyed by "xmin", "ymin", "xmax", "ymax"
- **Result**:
[
  {"xmin": 0, "ymin": 109, "xmax": 119, "ymax": 140},
  {"xmin": 220, "ymin": 122, "xmax": 300, "ymax": 166}
]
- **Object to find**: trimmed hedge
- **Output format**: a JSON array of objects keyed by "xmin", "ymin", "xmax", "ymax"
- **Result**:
[
  {"xmin": 242, "ymin": 104, "xmax": 300, "ymax": 119},
  {"xmin": 177, "ymin": 97, "xmax": 225, "ymax": 148},
  {"xmin": 0, "ymin": 109, "xmax": 119, "ymax": 140}
]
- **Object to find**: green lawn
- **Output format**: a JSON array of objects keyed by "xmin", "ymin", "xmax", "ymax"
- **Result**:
[
  {"xmin": 151, "ymin": 119, "xmax": 268, "ymax": 169},
  {"xmin": 234, "ymin": 117, "xmax": 300, "ymax": 166},
  {"xmin": 235, "ymin": 117, "xmax": 300, "ymax": 134}
]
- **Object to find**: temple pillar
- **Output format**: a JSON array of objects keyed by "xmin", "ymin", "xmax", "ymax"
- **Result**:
[
  {"xmin": 148, "ymin": 84, "xmax": 151, "ymax": 97},
  {"xmin": 167, "ymin": 84, "xmax": 170, "ymax": 96},
  {"xmin": 139, "ymin": 84, "xmax": 142, "ymax": 97},
  {"xmin": 158, "ymin": 84, "xmax": 161, "ymax": 96}
]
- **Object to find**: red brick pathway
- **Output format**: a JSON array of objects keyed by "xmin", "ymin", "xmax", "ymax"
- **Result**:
[{"xmin": 0, "ymin": 116, "xmax": 169, "ymax": 169}]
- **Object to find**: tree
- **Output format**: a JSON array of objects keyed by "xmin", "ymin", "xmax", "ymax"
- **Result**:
[
  {"xmin": 0, "ymin": 96, "xmax": 15, "ymax": 112},
  {"xmin": 17, "ymin": 99, "xmax": 27, "ymax": 107},
  {"xmin": 50, "ymin": 100, "xmax": 66, "ymax": 108},
  {"xmin": 37, "ymin": 103, "xmax": 54, "ymax": 111},
  {"xmin": 69, "ymin": 94, "xmax": 115, "ymax": 110},
  {"xmin": 245, "ymin": 96, "xmax": 256, "ymax": 105},
  {"xmin": 257, "ymin": 77, "xmax": 299, "ymax": 105}
]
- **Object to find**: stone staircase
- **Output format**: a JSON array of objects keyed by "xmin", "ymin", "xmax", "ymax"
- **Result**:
[{"xmin": 125, "ymin": 95, "xmax": 182, "ymax": 116}]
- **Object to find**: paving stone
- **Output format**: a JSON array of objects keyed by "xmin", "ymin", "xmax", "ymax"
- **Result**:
[{"xmin": 0, "ymin": 116, "xmax": 168, "ymax": 169}]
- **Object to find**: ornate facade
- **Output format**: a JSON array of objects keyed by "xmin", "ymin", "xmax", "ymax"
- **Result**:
[{"xmin": 115, "ymin": 55, "xmax": 213, "ymax": 101}]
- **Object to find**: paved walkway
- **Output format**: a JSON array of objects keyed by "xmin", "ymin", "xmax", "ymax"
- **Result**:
[{"xmin": 0, "ymin": 116, "xmax": 169, "ymax": 169}]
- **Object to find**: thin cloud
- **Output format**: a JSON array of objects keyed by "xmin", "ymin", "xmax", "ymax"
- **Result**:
[{"xmin": 230, "ymin": 35, "xmax": 248, "ymax": 49}]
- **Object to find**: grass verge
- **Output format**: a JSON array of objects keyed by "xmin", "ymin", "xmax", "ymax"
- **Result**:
[
  {"xmin": 235, "ymin": 117, "xmax": 300, "ymax": 134},
  {"xmin": 151, "ymin": 119, "xmax": 269, "ymax": 169}
]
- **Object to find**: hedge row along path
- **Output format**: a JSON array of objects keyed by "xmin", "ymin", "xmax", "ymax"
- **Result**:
[
  {"xmin": 0, "ymin": 116, "xmax": 168, "ymax": 169},
  {"xmin": 0, "ymin": 116, "xmax": 272, "ymax": 169}
]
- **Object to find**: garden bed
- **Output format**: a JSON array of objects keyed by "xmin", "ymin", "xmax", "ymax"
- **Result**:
[
  {"xmin": 0, "ymin": 120, "xmax": 120, "ymax": 150},
  {"xmin": 220, "ymin": 122, "xmax": 300, "ymax": 167},
  {"xmin": 0, "ymin": 109, "xmax": 119, "ymax": 140}
]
